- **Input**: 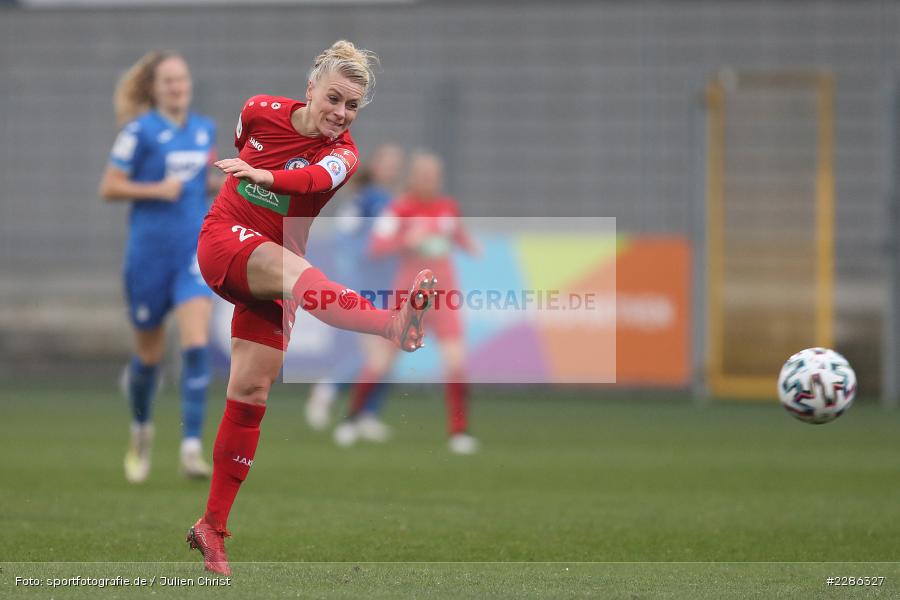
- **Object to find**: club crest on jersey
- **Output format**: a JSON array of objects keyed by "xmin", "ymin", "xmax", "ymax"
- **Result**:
[
  {"xmin": 196, "ymin": 129, "xmax": 209, "ymax": 146},
  {"xmin": 285, "ymin": 157, "xmax": 310, "ymax": 170}
]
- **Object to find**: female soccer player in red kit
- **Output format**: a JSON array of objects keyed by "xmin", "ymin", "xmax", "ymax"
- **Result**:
[
  {"xmin": 186, "ymin": 41, "xmax": 436, "ymax": 576},
  {"xmin": 348, "ymin": 152, "xmax": 480, "ymax": 454}
]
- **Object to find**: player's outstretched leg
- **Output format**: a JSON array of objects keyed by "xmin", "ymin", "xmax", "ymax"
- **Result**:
[
  {"xmin": 290, "ymin": 267, "xmax": 437, "ymax": 352},
  {"xmin": 384, "ymin": 269, "xmax": 437, "ymax": 352}
]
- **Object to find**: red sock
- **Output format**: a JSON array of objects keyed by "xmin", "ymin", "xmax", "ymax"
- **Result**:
[
  {"xmin": 204, "ymin": 399, "xmax": 266, "ymax": 531},
  {"xmin": 446, "ymin": 371, "xmax": 468, "ymax": 435},
  {"xmin": 292, "ymin": 268, "xmax": 391, "ymax": 336},
  {"xmin": 348, "ymin": 367, "xmax": 380, "ymax": 417}
]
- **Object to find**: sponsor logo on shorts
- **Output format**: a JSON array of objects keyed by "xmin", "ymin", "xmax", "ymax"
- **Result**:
[
  {"xmin": 237, "ymin": 180, "xmax": 291, "ymax": 216},
  {"xmin": 285, "ymin": 157, "xmax": 310, "ymax": 170}
]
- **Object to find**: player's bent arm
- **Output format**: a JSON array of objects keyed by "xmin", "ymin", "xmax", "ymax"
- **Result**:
[
  {"xmin": 269, "ymin": 166, "xmax": 334, "ymax": 195},
  {"xmin": 269, "ymin": 152, "xmax": 356, "ymax": 194},
  {"xmin": 214, "ymin": 157, "xmax": 344, "ymax": 195},
  {"xmin": 98, "ymin": 165, "xmax": 181, "ymax": 202}
]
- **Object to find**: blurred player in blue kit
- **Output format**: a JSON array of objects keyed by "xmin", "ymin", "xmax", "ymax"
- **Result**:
[
  {"xmin": 99, "ymin": 51, "xmax": 222, "ymax": 483},
  {"xmin": 305, "ymin": 144, "xmax": 404, "ymax": 444}
]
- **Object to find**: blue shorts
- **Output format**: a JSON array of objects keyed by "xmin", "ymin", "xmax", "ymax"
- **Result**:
[{"xmin": 124, "ymin": 248, "xmax": 213, "ymax": 330}]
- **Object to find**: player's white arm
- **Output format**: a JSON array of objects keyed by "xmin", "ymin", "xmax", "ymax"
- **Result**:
[{"xmin": 99, "ymin": 165, "xmax": 182, "ymax": 202}]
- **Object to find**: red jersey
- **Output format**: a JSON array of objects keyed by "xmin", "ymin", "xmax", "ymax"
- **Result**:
[
  {"xmin": 208, "ymin": 94, "xmax": 359, "ymax": 256},
  {"xmin": 371, "ymin": 194, "xmax": 475, "ymax": 289},
  {"xmin": 369, "ymin": 194, "xmax": 473, "ymax": 338}
]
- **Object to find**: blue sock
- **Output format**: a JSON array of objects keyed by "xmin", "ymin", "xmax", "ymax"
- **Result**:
[
  {"xmin": 362, "ymin": 381, "xmax": 391, "ymax": 415},
  {"xmin": 180, "ymin": 346, "xmax": 210, "ymax": 440},
  {"xmin": 128, "ymin": 357, "xmax": 159, "ymax": 424}
]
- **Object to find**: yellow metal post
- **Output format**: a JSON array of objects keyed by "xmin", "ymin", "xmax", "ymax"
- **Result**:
[
  {"xmin": 815, "ymin": 74, "xmax": 835, "ymax": 350},
  {"xmin": 705, "ymin": 71, "xmax": 835, "ymax": 399},
  {"xmin": 705, "ymin": 82, "xmax": 726, "ymax": 396}
]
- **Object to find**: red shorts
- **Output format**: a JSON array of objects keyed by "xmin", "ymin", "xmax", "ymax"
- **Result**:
[{"xmin": 197, "ymin": 215, "xmax": 297, "ymax": 351}]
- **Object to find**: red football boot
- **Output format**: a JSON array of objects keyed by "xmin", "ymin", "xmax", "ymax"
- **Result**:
[
  {"xmin": 385, "ymin": 269, "xmax": 437, "ymax": 352},
  {"xmin": 187, "ymin": 518, "xmax": 232, "ymax": 576}
]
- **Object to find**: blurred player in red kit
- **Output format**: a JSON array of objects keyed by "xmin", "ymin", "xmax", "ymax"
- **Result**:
[
  {"xmin": 305, "ymin": 144, "xmax": 406, "ymax": 440},
  {"xmin": 337, "ymin": 152, "xmax": 480, "ymax": 455},
  {"xmin": 185, "ymin": 41, "xmax": 436, "ymax": 576}
]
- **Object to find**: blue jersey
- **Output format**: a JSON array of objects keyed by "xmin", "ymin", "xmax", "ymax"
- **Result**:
[
  {"xmin": 356, "ymin": 183, "xmax": 393, "ymax": 221},
  {"xmin": 109, "ymin": 110, "xmax": 216, "ymax": 256},
  {"xmin": 108, "ymin": 110, "xmax": 216, "ymax": 329}
]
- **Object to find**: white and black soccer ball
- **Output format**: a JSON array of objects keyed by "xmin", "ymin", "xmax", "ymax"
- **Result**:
[{"xmin": 777, "ymin": 347, "xmax": 857, "ymax": 424}]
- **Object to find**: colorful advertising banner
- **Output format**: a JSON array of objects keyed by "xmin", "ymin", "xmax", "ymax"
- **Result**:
[{"xmin": 210, "ymin": 219, "xmax": 690, "ymax": 386}]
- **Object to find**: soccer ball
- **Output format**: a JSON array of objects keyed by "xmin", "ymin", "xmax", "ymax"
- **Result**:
[{"xmin": 777, "ymin": 347, "xmax": 857, "ymax": 424}]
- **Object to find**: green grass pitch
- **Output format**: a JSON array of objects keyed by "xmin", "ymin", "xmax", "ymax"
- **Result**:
[{"xmin": 1, "ymin": 382, "xmax": 899, "ymax": 598}]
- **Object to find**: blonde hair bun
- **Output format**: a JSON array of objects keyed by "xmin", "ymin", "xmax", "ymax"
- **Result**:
[{"xmin": 310, "ymin": 40, "xmax": 380, "ymax": 107}]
